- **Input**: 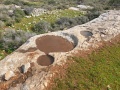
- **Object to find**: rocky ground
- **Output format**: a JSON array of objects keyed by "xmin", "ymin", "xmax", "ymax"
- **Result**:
[{"xmin": 0, "ymin": 10, "xmax": 120, "ymax": 90}]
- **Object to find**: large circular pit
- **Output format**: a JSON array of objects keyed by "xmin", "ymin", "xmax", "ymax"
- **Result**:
[{"xmin": 36, "ymin": 35, "xmax": 75, "ymax": 54}]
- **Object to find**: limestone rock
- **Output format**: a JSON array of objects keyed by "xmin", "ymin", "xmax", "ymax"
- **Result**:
[
  {"xmin": 21, "ymin": 63, "xmax": 30, "ymax": 73},
  {"xmin": 77, "ymin": 5, "xmax": 93, "ymax": 10},
  {"xmin": 0, "ymin": 10, "xmax": 120, "ymax": 90},
  {"xmin": 69, "ymin": 7, "xmax": 79, "ymax": 11},
  {"xmin": 5, "ymin": 71, "xmax": 15, "ymax": 80},
  {"xmin": 31, "ymin": 8, "xmax": 47, "ymax": 17}
]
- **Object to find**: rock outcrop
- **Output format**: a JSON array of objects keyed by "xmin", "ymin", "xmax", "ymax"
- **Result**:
[
  {"xmin": 31, "ymin": 8, "xmax": 47, "ymax": 17},
  {"xmin": 0, "ymin": 10, "xmax": 120, "ymax": 90}
]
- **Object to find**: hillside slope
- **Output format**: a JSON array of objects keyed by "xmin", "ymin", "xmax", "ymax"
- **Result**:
[{"xmin": 0, "ymin": 10, "xmax": 120, "ymax": 90}]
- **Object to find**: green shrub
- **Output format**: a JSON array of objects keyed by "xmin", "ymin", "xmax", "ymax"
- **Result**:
[
  {"xmin": 54, "ymin": 17, "xmax": 74, "ymax": 30},
  {"xmin": 86, "ymin": 9, "xmax": 101, "ymax": 20},
  {"xmin": 4, "ymin": 0, "xmax": 32, "ymax": 6},
  {"xmin": 0, "ymin": 13, "xmax": 10, "ymax": 22},
  {"xmin": 109, "ymin": 0, "xmax": 120, "ymax": 6},
  {"xmin": 4, "ymin": 0, "xmax": 21, "ymax": 5},
  {"xmin": 0, "ymin": 30, "xmax": 2, "ymax": 38},
  {"xmin": 52, "ymin": 16, "xmax": 89, "ymax": 31},
  {"xmin": 75, "ymin": 16, "xmax": 89, "ymax": 24},
  {"xmin": 3, "ymin": 0, "xmax": 13, "ymax": 5},
  {"xmin": 24, "ymin": 6, "xmax": 34, "ymax": 15},
  {"xmin": 0, "ymin": 29, "xmax": 36, "ymax": 53},
  {"xmin": 32, "ymin": 21, "xmax": 51, "ymax": 34},
  {"xmin": 13, "ymin": 9, "xmax": 25, "ymax": 22},
  {"xmin": 5, "ymin": 19, "xmax": 15, "ymax": 26},
  {"xmin": 48, "ymin": 0, "xmax": 56, "ymax": 5},
  {"xmin": 0, "ymin": 20, "xmax": 5, "ymax": 28}
]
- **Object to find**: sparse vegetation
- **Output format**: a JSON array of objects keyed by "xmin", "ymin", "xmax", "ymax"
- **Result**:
[
  {"xmin": 109, "ymin": 0, "xmax": 120, "ymax": 7},
  {"xmin": 0, "ymin": 20, "xmax": 5, "ymax": 28},
  {"xmin": 0, "ymin": 29, "xmax": 36, "ymax": 53},
  {"xmin": 13, "ymin": 9, "xmax": 26, "ymax": 23},
  {"xmin": 3, "ymin": 0, "xmax": 34, "ymax": 6},
  {"xmin": 14, "ymin": 9, "xmax": 83, "ymax": 31},
  {"xmin": 52, "ymin": 15, "xmax": 89, "ymax": 31},
  {"xmin": 32, "ymin": 21, "xmax": 51, "ymax": 33}
]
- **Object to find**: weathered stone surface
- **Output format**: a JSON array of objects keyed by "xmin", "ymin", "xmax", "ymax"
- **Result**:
[
  {"xmin": 77, "ymin": 5, "xmax": 93, "ymax": 10},
  {"xmin": 0, "ymin": 10, "xmax": 120, "ymax": 90},
  {"xmin": 69, "ymin": 7, "xmax": 79, "ymax": 11},
  {"xmin": 31, "ymin": 8, "xmax": 47, "ymax": 17},
  {"xmin": 5, "ymin": 71, "xmax": 15, "ymax": 80},
  {"xmin": 21, "ymin": 63, "xmax": 31, "ymax": 73}
]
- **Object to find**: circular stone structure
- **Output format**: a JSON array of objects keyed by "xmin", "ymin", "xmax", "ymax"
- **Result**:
[
  {"xmin": 36, "ymin": 35, "xmax": 74, "ymax": 54},
  {"xmin": 37, "ymin": 55, "xmax": 54, "ymax": 66}
]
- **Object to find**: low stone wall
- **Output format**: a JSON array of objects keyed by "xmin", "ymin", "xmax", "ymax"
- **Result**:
[{"xmin": 0, "ymin": 10, "xmax": 120, "ymax": 90}]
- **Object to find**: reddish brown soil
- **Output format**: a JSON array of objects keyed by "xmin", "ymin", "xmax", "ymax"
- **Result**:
[
  {"xmin": 36, "ymin": 35, "xmax": 74, "ymax": 54},
  {"xmin": 37, "ymin": 55, "xmax": 54, "ymax": 66}
]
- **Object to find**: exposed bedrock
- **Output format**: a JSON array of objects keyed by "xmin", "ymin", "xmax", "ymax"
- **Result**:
[{"xmin": 0, "ymin": 10, "xmax": 120, "ymax": 90}]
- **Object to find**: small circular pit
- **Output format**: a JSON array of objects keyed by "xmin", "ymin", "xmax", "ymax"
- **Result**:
[
  {"xmin": 36, "ymin": 35, "xmax": 74, "ymax": 54},
  {"xmin": 37, "ymin": 55, "xmax": 54, "ymax": 66},
  {"xmin": 80, "ymin": 31, "xmax": 93, "ymax": 38}
]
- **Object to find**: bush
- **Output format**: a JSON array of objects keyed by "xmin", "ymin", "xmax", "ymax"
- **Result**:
[
  {"xmin": 54, "ymin": 17, "xmax": 74, "ymax": 30},
  {"xmin": 0, "ymin": 20, "xmax": 5, "ymax": 28},
  {"xmin": 4, "ymin": 0, "xmax": 31, "ymax": 6},
  {"xmin": 75, "ymin": 16, "xmax": 89, "ymax": 24},
  {"xmin": 86, "ymin": 9, "xmax": 101, "ymax": 20},
  {"xmin": 4, "ymin": 0, "xmax": 21, "ymax": 5},
  {"xmin": 0, "ymin": 29, "xmax": 36, "ymax": 53},
  {"xmin": 56, "ymin": 4, "xmax": 68, "ymax": 9},
  {"xmin": 24, "ymin": 6, "xmax": 34, "ymax": 15},
  {"xmin": 52, "ymin": 16, "xmax": 89, "ymax": 31},
  {"xmin": 109, "ymin": 0, "xmax": 120, "ymax": 6},
  {"xmin": 5, "ymin": 18, "xmax": 15, "ymax": 26},
  {"xmin": 3, "ymin": 0, "xmax": 13, "ymax": 5},
  {"xmin": 0, "ymin": 30, "xmax": 2, "ymax": 38},
  {"xmin": 32, "ymin": 21, "xmax": 51, "ymax": 34},
  {"xmin": 48, "ymin": 0, "xmax": 56, "ymax": 5},
  {"xmin": 13, "ymin": 9, "xmax": 25, "ymax": 22},
  {"xmin": 0, "ymin": 13, "xmax": 10, "ymax": 22}
]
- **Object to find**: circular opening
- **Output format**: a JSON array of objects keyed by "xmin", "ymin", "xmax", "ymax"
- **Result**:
[
  {"xmin": 36, "ymin": 35, "xmax": 75, "ymax": 54},
  {"xmin": 37, "ymin": 55, "xmax": 54, "ymax": 66},
  {"xmin": 62, "ymin": 33, "xmax": 78, "ymax": 47},
  {"xmin": 80, "ymin": 31, "xmax": 93, "ymax": 38}
]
